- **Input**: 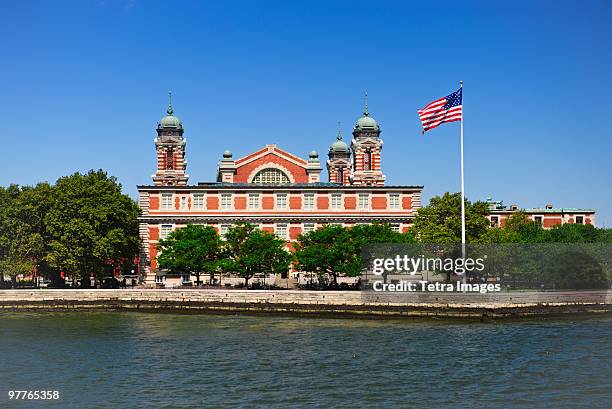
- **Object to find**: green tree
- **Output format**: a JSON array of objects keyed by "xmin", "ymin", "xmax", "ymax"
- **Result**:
[
  {"xmin": 412, "ymin": 192, "xmax": 490, "ymax": 243},
  {"xmin": 221, "ymin": 223, "xmax": 291, "ymax": 287},
  {"xmin": 349, "ymin": 223, "xmax": 416, "ymax": 284},
  {"xmin": 0, "ymin": 184, "xmax": 54, "ymax": 287},
  {"xmin": 157, "ymin": 224, "xmax": 222, "ymax": 286},
  {"xmin": 544, "ymin": 250, "xmax": 609, "ymax": 289},
  {"xmin": 45, "ymin": 170, "xmax": 140, "ymax": 287},
  {"xmin": 349, "ymin": 223, "xmax": 415, "ymax": 248},
  {"xmin": 546, "ymin": 223, "xmax": 600, "ymax": 243},
  {"xmin": 597, "ymin": 228, "xmax": 612, "ymax": 243},
  {"xmin": 293, "ymin": 225, "xmax": 361, "ymax": 287}
]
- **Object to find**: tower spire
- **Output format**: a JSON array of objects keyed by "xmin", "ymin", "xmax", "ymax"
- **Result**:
[
  {"xmin": 337, "ymin": 121, "xmax": 342, "ymax": 140},
  {"xmin": 364, "ymin": 91, "xmax": 369, "ymax": 116},
  {"xmin": 167, "ymin": 91, "xmax": 174, "ymax": 115}
]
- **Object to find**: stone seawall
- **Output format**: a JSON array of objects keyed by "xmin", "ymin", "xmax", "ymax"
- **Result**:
[{"xmin": 1, "ymin": 289, "xmax": 611, "ymax": 319}]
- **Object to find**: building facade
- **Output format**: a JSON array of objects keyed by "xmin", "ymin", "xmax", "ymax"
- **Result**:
[
  {"xmin": 486, "ymin": 198, "xmax": 595, "ymax": 228},
  {"xmin": 138, "ymin": 97, "xmax": 423, "ymax": 286}
]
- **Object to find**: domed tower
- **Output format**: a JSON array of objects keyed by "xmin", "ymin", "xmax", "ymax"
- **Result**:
[
  {"xmin": 327, "ymin": 125, "xmax": 351, "ymax": 185},
  {"xmin": 351, "ymin": 92, "xmax": 385, "ymax": 186},
  {"xmin": 152, "ymin": 92, "xmax": 189, "ymax": 186}
]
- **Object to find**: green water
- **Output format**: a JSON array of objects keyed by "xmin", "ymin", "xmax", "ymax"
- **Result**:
[{"xmin": 0, "ymin": 312, "xmax": 610, "ymax": 408}]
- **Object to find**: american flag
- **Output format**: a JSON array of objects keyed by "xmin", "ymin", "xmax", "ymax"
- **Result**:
[{"xmin": 418, "ymin": 88, "xmax": 462, "ymax": 132}]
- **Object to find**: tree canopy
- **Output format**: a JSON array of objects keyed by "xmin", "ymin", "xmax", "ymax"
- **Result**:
[
  {"xmin": 0, "ymin": 170, "xmax": 140, "ymax": 288},
  {"xmin": 293, "ymin": 223, "xmax": 413, "ymax": 286},
  {"xmin": 412, "ymin": 192, "xmax": 490, "ymax": 243},
  {"xmin": 219, "ymin": 223, "xmax": 291, "ymax": 287},
  {"xmin": 157, "ymin": 224, "xmax": 222, "ymax": 285}
]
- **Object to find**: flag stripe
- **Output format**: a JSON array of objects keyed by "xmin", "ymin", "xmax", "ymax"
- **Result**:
[
  {"xmin": 423, "ymin": 116, "xmax": 461, "ymax": 131},
  {"xmin": 417, "ymin": 101, "xmax": 446, "ymax": 115},
  {"xmin": 420, "ymin": 106, "xmax": 462, "ymax": 124},
  {"xmin": 419, "ymin": 97, "xmax": 445, "ymax": 111},
  {"xmin": 419, "ymin": 106, "xmax": 462, "ymax": 123}
]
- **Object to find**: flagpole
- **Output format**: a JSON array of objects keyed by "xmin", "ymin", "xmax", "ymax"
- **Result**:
[{"xmin": 459, "ymin": 80, "xmax": 466, "ymax": 285}]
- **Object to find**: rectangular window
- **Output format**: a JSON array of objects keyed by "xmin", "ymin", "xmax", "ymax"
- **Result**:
[
  {"xmin": 358, "ymin": 193, "xmax": 370, "ymax": 210},
  {"xmin": 534, "ymin": 216, "xmax": 543, "ymax": 224},
  {"xmin": 276, "ymin": 223, "xmax": 288, "ymax": 240},
  {"xmin": 331, "ymin": 193, "xmax": 342, "ymax": 209},
  {"xmin": 180, "ymin": 196, "xmax": 188, "ymax": 210},
  {"xmin": 490, "ymin": 216, "xmax": 499, "ymax": 227},
  {"xmin": 575, "ymin": 215, "xmax": 584, "ymax": 224},
  {"xmin": 276, "ymin": 193, "xmax": 287, "ymax": 209},
  {"xmin": 193, "ymin": 193, "xmax": 205, "ymax": 210},
  {"xmin": 389, "ymin": 193, "xmax": 400, "ymax": 210},
  {"xmin": 490, "ymin": 216, "xmax": 499, "ymax": 228},
  {"xmin": 248, "ymin": 193, "xmax": 260, "ymax": 209},
  {"xmin": 161, "ymin": 193, "xmax": 173, "ymax": 210},
  {"xmin": 303, "ymin": 193, "xmax": 315, "ymax": 209},
  {"xmin": 303, "ymin": 223, "xmax": 315, "ymax": 234},
  {"xmin": 364, "ymin": 149, "xmax": 372, "ymax": 171},
  {"xmin": 390, "ymin": 223, "xmax": 401, "ymax": 233},
  {"xmin": 220, "ymin": 224, "xmax": 231, "ymax": 239},
  {"xmin": 160, "ymin": 224, "xmax": 173, "ymax": 239},
  {"xmin": 155, "ymin": 275, "xmax": 165, "ymax": 284},
  {"xmin": 220, "ymin": 193, "xmax": 232, "ymax": 209}
]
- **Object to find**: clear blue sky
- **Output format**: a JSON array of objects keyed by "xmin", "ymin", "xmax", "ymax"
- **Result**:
[{"xmin": 2, "ymin": 0, "xmax": 611, "ymax": 225}]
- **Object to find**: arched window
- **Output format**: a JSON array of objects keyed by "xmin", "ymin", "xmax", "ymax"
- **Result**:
[{"xmin": 251, "ymin": 168, "xmax": 290, "ymax": 184}]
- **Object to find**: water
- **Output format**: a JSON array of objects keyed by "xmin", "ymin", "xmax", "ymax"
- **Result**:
[{"xmin": 0, "ymin": 312, "xmax": 610, "ymax": 409}]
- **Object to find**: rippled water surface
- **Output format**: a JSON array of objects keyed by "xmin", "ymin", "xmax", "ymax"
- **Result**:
[{"xmin": 0, "ymin": 312, "xmax": 611, "ymax": 408}]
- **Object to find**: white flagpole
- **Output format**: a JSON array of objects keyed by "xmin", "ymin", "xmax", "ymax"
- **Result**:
[{"xmin": 460, "ymin": 80, "xmax": 466, "ymax": 285}]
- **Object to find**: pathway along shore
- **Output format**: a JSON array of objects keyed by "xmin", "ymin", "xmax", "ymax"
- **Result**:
[{"xmin": 1, "ymin": 289, "xmax": 611, "ymax": 319}]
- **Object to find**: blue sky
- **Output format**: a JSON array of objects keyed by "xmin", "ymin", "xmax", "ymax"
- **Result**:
[{"xmin": 2, "ymin": 0, "xmax": 611, "ymax": 225}]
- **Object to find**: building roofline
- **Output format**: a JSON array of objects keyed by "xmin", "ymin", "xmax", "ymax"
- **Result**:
[
  {"xmin": 137, "ymin": 183, "xmax": 424, "ymax": 191},
  {"xmin": 489, "ymin": 208, "xmax": 595, "ymax": 214}
]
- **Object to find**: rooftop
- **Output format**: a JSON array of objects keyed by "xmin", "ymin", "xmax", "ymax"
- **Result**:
[{"xmin": 137, "ymin": 182, "xmax": 424, "ymax": 190}]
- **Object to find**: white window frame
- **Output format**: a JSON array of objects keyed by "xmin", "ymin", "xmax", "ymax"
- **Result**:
[
  {"xmin": 331, "ymin": 193, "xmax": 342, "ymax": 210},
  {"xmin": 160, "ymin": 224, "xmax": 174, "ymax": 239},
  {"xmin": 276, "ymin": 193, "xmax": 288, "ymax": 210},
  {"xmin": 220, "ymin": 193, "xmax": 232, "ymax": 210},
  {"xmin": 303, "ymin": 193, "xmax": 315, "ymax": 210},
  {"xmin": 252, "ymin": 168, "xmax": 290, "ymax": 184},
  {"xmin": 161, "ymin": 193, "xmax": 173, "ymax": 210},
  {"xmin": 155, "ymin": 275, "xmax": 165, "ymax": 284},
  {"xmin": 575, "ymin": 215, "xmax": 584, "ymax": 224},
  {"xmin": 220, "ymin": 224, "xmax": 231, "ymax": 239},
  {"xmin": 390, "ymin": 223, "xmax": 401, "ymax": 233},
  {"xmin": 303, "ymin": 223, "xmax": 315, "ymax": 234},
  {"xmin": 358, "ymin": 193, "xmax": 370, "ymax": 210},
  {"xmin": 533, "ymin": 215, "xmax": 543, "ymax": 224},
  {"xmin": 388, "ymin": 193, "xmax": 400, "ymax": 210},
  {"xmin": 248, "ymin": 193, "xmax": 261, "ymax": 210},
  {"xmin": 276, "ymin": 223, "xmax": 288, "ymax": 240},
  {"xmin": 193, "ymin": 193, "xmax": 205, "ymax": 210},
  {"xmin": 180, "ymin": 196, "xmax": 188, "ymax": 210}
]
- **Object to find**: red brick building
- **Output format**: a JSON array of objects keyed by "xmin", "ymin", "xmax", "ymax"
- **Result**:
[
  {"xmin": 486, "ymin": 198, "xmax": 595, "ymax": 229},
  {"xmin": 138, "ymin": 97, "xmax": 423, "ymax": 285}
]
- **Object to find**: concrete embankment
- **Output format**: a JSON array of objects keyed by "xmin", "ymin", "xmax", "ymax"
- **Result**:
[{"xmin": 1, "ymin": 289, "xmax": 611, "ymax": 319}]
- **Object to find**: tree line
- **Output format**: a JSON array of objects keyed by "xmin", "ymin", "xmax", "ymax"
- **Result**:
[
  {"xmin": 0, "ymin": 170, "xmax": 140, "ymax": 288},
  {"xmin": 157, "ymin": 222, "xmax": 414, "ymax": 287}
]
